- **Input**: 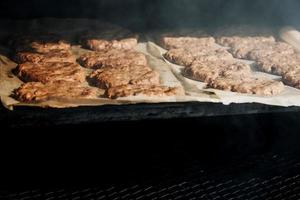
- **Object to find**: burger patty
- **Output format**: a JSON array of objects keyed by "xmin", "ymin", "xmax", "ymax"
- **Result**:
[
  {"xmin": 89, "ymin": 65, "xmax": 160, "ymax": 89},
  {"xmin": 106, "ymin": 85, "xmax": 182, "ymax": 99},
  {"xmin": 228, "ymin": 42, "xmax": 271, "ymax": 59},
  {"xmin": 215, "ymin": 35, "xmax": 295, "ymax": 60},
  {"xmin": 214, "ymin": 25, "xmax": 275, "ymax": 38},
  {"xmin": 255, "ymin": 53, "xmax": 300, "ymax": 75},
  {"xmin": 247, "ymin": 42, "xmax": 295, "ymax": 60},
  {"xmin": 282, "ymin": 68, "xmax": 300, "ymax": 89},
  {"xmin": 15, "ymin": 62, "xmax": 85, "ymax": 84},
  {"xmin": 207, "ymin": 76, "xmax": 284, "ymax": 96},
  {"xmin": 78, "ymin": 49, "xmax": 147, "ymax": 69},
  {"xmin": 15, "ymin": 50, "xmax": 76, "ymax": 64},
  {"xmin": 216, "ymin": 36, "xmax": 276, "ymax": 59},
  {"xmin": 85, "ymin": 38, "xmax": 138, "ymax": 51},
  {"xmin": 80, "ymin": 30, "xmax": 138, "ymax": 51},
  {"xmin": 183, "ymin": 60, "xmax": 251, "ymax": 83},
  {"xmin": 164, "ymin": 47, "xmax": 233, "ymax": 67},
  {"xmin": 160, "ymin": 36, "xmax": 216, "ymax": 50},
  {"xmin": 10, "ymin": 33, "xmax": 71, "ymax": 53},
  {"xmin": 13, "ymin": 81, "xmax": 97, "ymax": 102},
  {"xmin": 215, "ymin": 36, "xmax": 275, "ymax": 48}
]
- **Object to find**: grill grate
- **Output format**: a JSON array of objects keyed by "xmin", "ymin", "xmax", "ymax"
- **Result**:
[{"xmin": 2, "ymin": 153, "xmax": 300, "ymax": 200}]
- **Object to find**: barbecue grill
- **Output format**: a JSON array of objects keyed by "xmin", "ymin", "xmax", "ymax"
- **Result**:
[{"xmin": 1, "ymin": 0, "xmax": 300, "ymax": 199}]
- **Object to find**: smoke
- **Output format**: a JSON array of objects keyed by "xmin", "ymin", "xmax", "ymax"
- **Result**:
[
  {"xmin": 1, "ymin": 0, "xmax": 300, "ymax": 30},
  {"xmin": 270, "ymin": 0, "xmax": 300, "ymax": 26},
  {"xmin": 114, "ymin": 0, "xmax": 300, "ymax": 30},
  {"xmin": 153, "ymin": 0, "xmax": 300, "ymax": 28},
  {"xmin": 148, "ymin": 0, "xmax": 300, "ymax": 29}
]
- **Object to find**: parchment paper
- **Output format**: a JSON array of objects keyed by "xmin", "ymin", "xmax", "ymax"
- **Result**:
[
  {"xmin": 0, "ymin": 19, "xmax": 189, "ymax": 110},
  {"xmin": 146, "ymin": 41, "xmax": 300, "ymax": 107},
  {"xmin": 1, "ymin": 19, "xmax": 300, "ymax": 110},
  {"xmin": 1, "ymin": 42, "xmax": 191, "ymax": 110}
]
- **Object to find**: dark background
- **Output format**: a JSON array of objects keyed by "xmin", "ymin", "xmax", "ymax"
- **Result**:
[{"xmin": 1, "ymin": 0, "xmax": 300, "ymax": 30}]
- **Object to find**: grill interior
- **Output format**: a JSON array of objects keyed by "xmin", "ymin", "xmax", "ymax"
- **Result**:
[
  {"xmin": 2, "ymin": 111, "xmax": 300, "ymax": 199},
  {"xmin": 2, "ymin": 112, "xmax": 300, "ymax": 199},
  {"xmin": 2, "ymin": 152, "xmax": 300, "ymax": 200},
  {"xmin": 2, "ymin": 1, "xmax": 300, "ymax": 199},
  {"xmin": 1, "ymin": 0, "xmax": 300, "ymax": 30}
]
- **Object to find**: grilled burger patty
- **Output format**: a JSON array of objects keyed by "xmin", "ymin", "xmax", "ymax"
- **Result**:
[
  {"xmin": 15, "ymin": 62, "xmax": 85, "ymax": 84},
  {"xmin": 9, "ymin": 33, "xmax": 71, "ymax": 53},
  {"xmin": 14, "ymin": 81, "xmax": 97, "ymax": 102},
  {"xmin": 107, "ymin": 84, "xmax": 182, "ymax": 99},
  {"xmin": 89, "ymin": 65, "xmax": 160, "ymax": 89},
  {"xmin": 78, "ymin": 49, "xmax": 147, "ymax": 69},
  {"xmin": 15, "ymin": 50, "xmax": 76, "ymax": 64},
  {"xmin": 164, "ymin": 47, "xmax": 234, "ymax": 67}
]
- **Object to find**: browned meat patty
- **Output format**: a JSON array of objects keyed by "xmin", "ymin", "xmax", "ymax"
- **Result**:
[
  {"xmin": 164, "ymin": 48, "xmax": 198, "ymax": 66},
  {"xmin": 216, "ymin": 37, "xmax": 272, "ymax": 59},
  {"xmin": 89, "ymin": 65, "xmax": 160, "ymax": 89},
  {"xmin": 85, "ymin": 38, "xmax": 138, "ymax": 51},
  {"xmin": 15, "ymin": 62, "xmax": 85, "ymax": 84},
  {"xmin": 164, "ymin": 47, "xmax": 233, "ymax": 67},
  {"xmin": 106, "ymin": 85, "xmax": 181, "ymax": 99},
  {"xmin": 227, "ymin": 42, "xmax": 270, "ymax": 59},
  {"xmin": 282, "ymin": 68, "xmax": 300, "ymax": 89},
  {"xmin": 15, "ymin": 50, "xmax": 76, "ymax": 64},
  {"xmin": 10, "ymin": 33, "xmax": 71, "ymax": 53},
  {"xmin": 247, "ymin": 43, "xmax": 294, "ymax": 60},
  {"xmin": 217, "ymin": 35, "xmax": 294, "ymax": 60},
  {"xmin": 215, "ymin": 36, "xmax": 275, "ymax": 47},
  {"xmin": 255, "ymin": 53, "xmax": 300, "ymax": 75},
  {"xmin": 78, "ymin": 49, "xmax": 147, "ymax": 69},
  {"xmin": 207, "ymin": 77, "xmax": 284, "ymax": 96},
  {"xmin": 157, "ymin": 29, "xmax": 209, "ymax": 40},
  {"xmin": 214, "ymin": 25, "xmax": 275, "ymax": 38},
  {"xmin": 160, "ymin": 36, "xmax": 216, "ymax": 50},
  {"xmin": 80, "ymin": 30, "xmax": 138, "ymax": 51},
  {"xmin": 13, "ymin": 81, "xmax": 97, "ymax": 102},
  {"xmin": 184, "ymin": 60, "xmax": 251, "ymax": 83}
]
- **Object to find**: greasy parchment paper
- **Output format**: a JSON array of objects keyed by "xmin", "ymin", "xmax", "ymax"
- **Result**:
[
  {"xmin": 1, "ymin": 19, "xmax": 300, "ymax": 110},
  {"xmin": 146, "ymin": 41, "xmax": 300, "ymax": 107},
  {"xmin": 0, "ymin": 19, "xmax": 193, "ymax": 110},
  {"xmin": 0, "ymin": 42, "xmax": 190, "ymax": 110}
]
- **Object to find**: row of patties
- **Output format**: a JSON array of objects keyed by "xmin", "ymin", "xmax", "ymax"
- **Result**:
[
  {"xmin": 12, "ymin": 27, "xmax": 180, "ymax": 102},
  {"xmin": 215, "ymin": 27, "xmax": 300, "ymax": 89},
  {"xmin": 162, "ymin": 30, "xmax": 284, "ymax": 96},
  {"xmin": 77, "ymin": 28, "xmax": 180, "ymax": 99},
  {"xmin": 78, "ymin": 48, "xmax": 179, "ymax": 99},
  {"xmin": 12, "ymin": 33, "xmax": 98, "ymax": 102}
]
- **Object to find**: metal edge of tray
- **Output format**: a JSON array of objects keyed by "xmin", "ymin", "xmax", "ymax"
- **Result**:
[{"xmin": 1, "ymin": 102, "xmax": 300, "ymax": 128}]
